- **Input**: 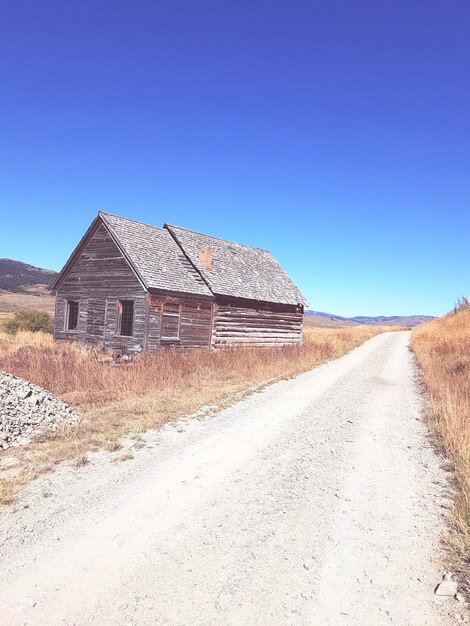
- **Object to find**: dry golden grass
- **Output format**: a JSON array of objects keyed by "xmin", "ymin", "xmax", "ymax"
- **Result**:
[
  {"xmin": 411, "ymin": 300, "xmax": 470, "ymax": 588},
  {"xmin": 0, "ymin": 470, "xmax": 35, "ymax": 505},
  {"xmin": 0, "ymin": 324, "xmax": 395, "ymax": 503},
  {"xmin": 0, "ymin": 478, "xmax": 17, "ymax": 505},
  {"xmin": 0, "ymin": 290, "xmax": 55, "ymax": 315},
  {"xmin": 0, "ymin": 329, "xmax": 54, "ymax": 349}
]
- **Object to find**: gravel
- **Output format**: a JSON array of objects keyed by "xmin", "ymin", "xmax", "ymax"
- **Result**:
[
  {"xmin": 0, "ymin": 332, "xmax": 457, "ymax": 625},
  {"xmin": 0, "ymin": 371, "xmax": 79, "ymax": 449}
]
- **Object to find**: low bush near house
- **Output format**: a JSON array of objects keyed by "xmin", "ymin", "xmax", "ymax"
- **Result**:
[{"xmin": 2, "ymin": 309, "xmax": 53, "ymax": 335}]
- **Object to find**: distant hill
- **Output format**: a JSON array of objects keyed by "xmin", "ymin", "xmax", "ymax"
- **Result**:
[
  {"xmin": 0, "ymin": 258, "xmax": 434, "ymax": 328},
  {"xmin": 306, "ymin": 310, "xmax": 434, "ymax": 327},
  {"xmin": 0, "ymin": 259, "xmax": 57, "ymax": 294}
]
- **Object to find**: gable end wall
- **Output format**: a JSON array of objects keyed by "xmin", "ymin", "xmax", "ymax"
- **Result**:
[{"xmin": 54, "ymin": 222, "xmax": 148, "ymax": 353}]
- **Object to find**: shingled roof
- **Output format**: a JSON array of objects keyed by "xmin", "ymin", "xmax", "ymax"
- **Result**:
[
  {"xmin": 99, "ymin": 213, "xmax": 212, "ymax": 297},
  {"xmin": 55, "ymin": 211, "xmax": 307, "ymax": 306},
  {"xmin": 166, "ymin": 224, "xmax": 308, "ymax": 306}
]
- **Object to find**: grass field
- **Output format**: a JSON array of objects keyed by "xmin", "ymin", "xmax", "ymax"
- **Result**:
[
  {"xmin": 0, "ymin": 290, "xmax": 55, "ymax": 315},
  {"xmin": 411, "ymin": 299, "xmax": 470, "ymax": 590},
  {"xmin": 0, "ymin": 324, "xmax": 396, "ymax": 503}
]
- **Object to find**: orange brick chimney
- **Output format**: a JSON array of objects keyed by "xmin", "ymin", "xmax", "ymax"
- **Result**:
[{"xmin": 198, "ymin": 245, "xmax": 213, "ymax": 272}]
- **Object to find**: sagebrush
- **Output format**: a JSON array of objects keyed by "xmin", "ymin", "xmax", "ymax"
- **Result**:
[{"xmin": 2, "ymin": 309, "xmax": 53, "ymax": 335}]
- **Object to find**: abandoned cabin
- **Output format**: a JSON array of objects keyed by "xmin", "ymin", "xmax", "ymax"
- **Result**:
[{"xmin": 52, "ymin": 212, "xmax": 307, "ymax": 353}]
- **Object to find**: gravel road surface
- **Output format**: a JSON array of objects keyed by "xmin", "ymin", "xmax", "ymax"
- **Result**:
[{"xmin": 0, "ymin": 331, "xmax": 455, "ymax": 625}]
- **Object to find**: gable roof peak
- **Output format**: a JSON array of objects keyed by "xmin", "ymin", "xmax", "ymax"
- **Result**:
[
  {"xmin": 99, "ymin": 210, "xmax": 166, "ymax": 233},
  {"xmin": 58, "ymin": 211, "xmax": 212, "ymax": 297}
]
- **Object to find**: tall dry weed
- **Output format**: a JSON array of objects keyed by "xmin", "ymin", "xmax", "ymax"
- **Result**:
[{"xmin": 411, "ymin": 301, "xmax": 470, "ymax": 587}]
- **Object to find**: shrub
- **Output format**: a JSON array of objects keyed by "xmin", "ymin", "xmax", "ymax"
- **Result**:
[
  {"xmin": 2, "ymin": 310, "xmax": 54, "ymax": 335},
  {"xmin": 454, "ymin": 296, "xmax": 470, "ymax": 313}
]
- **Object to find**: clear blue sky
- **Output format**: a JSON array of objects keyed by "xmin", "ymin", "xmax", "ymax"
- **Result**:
[{"xmin": 1, "ymin": 1, "xmax": 469, "ymax": 316}]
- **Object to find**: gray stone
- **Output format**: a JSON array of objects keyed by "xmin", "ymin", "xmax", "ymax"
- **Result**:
[
  {"xmin": 435, "ymin": 572, "xmax": 458, "ymax": 596},
  {"xmin": 0, "ymin": 371, "xmax": 79, "ymax": 450}
]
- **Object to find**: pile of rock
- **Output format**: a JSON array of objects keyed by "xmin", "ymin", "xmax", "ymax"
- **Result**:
[{"xmin": 0, "ymin": 371, "xmax": 79, "ymax": 450}]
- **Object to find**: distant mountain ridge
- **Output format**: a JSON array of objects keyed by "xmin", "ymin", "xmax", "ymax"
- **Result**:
[
  {"xmin": 0, "ymin": 259, "xmax": 57, "ymax": 294},
  {"xmin": 306, "ymin": 310, "xmax": 434, "ymax": 327},
  {"xmin": 0, "ymin": 258, "xmax": 434, "ymax": 327}
]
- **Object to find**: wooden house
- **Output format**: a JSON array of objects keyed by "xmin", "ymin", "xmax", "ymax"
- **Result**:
[{"xmin": 52, "ymin": 212, "xmax": 307, "ymax": 353}]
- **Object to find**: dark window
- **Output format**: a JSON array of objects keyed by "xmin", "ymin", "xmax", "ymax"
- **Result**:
[
  {"xmin": 66, "ymin": 300, "xmax": 79, "ymax": 331},
  {"xmin": 118, "ymin": 300, "xmax": 134, "ymax": 336},
  {"xmin": 161, "ymin": 303, "xmax": 181, "ymax": 339}
]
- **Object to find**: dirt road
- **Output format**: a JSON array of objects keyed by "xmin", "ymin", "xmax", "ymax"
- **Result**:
[{"xmin": 0, "ymin": 332, "xmax": 455, "ymax": 625}]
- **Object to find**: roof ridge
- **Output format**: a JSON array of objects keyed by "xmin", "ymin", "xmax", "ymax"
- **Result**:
[
  {"xmin": 100, "ymin": 214, "xmax": 270, "ymax": 253},
  {"xmin": 99, "ymin": 211, "xmax": 166, "ymax": 233},
  {"xmin": 165, "ymin": 223, "xmax": 269, "ymax": 253}
]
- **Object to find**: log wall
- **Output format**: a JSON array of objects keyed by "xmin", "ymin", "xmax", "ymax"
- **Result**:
[{"xmin": 212, "ymin": 298, "xmax": 303, "ymax": 347}]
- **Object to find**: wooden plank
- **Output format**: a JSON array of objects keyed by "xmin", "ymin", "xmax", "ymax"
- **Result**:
[{"xmin": 146, "ymin": 295, "xmax": 212, "ymax": 351}]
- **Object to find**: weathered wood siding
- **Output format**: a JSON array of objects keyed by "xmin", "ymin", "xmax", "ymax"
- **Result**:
[
  {"xmin": 212, "ymin": 298, "xmax": 303, "ymax": 347},
  {"xmin": 147, "ymin": 294, "xmax": 212, "ymax": 351},
  {"xmin": 54, "ymin": 222, "xmax": 148, "ymax": 353}
]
